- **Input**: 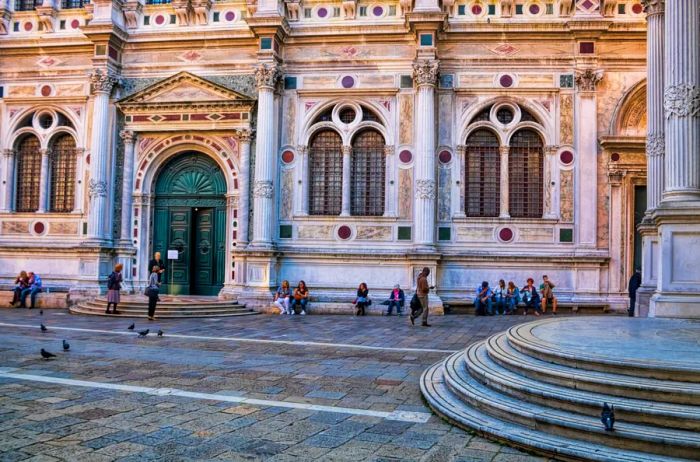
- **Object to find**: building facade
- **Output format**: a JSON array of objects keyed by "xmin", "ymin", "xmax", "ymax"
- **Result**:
[{"xmin": 0, "ymin": 0, "xmax": 650, "ymax": 310}]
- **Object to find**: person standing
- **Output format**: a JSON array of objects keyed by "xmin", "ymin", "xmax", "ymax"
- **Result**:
[
  {"xmin": 10, "ymin": 270, "xmax": 29, "ymax": 307},
  {"xmin": 106, "ymin": 263, "xmax": 123, "ymax": 315},
  {"xmin": 355, "ymin": 282, "xmax": 370, "ymax": 316},
  {"xmin": 19, "ymin": 272, "xmax": 42, "ymax": 309},
  {"xmin": 146, "ymin": 265, "xmax": 161, "ymax": 320},
  {"xmin": 628, "ymin": 268, "xmax": 641, "ymax": 317},
  {"xmin": 273, "ymin": 280, "xmax": 292, "ymax": 315},
  {"xmin": 411, "ymin": 267, "xmax": 433, "ymax": 327},
  {"xmin": 148, "ymin": 252, "xmax": 166, "ymax": 282}
]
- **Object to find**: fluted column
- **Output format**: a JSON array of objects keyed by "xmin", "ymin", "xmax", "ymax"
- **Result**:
[
  {"xmin": 1, "ymin": 149, "xmax": 15, "ymax": 212},
  {"xmin": 661, "ymin": 0, "xmax": 700, "ymax": 201},
  {"xmin": 341, "ymin": 145, "xmax": 352, "ymax": 216},
  {"xmin": 574, "ymin": 68, "xmax": 604, "ymax": 248},
  {"xmin": 119, "ymin": 130, "xmax": 136, "ymax": 243},
  {"xmin": 236, "ymin": 128, "xmax": 253, "ymax": 245},
  {"xmin": 37, "ymin": 149, "xmax": 50, "ymax": 213},
  {"xmin": 251, "ymin": 63, "xmax": 280, "ymax": 247},
  {"xmin": 87, "ymin": 69, "xmax": 118, "ymax": 241},
  {"xmin": 499, "ymin": 146, "xmax": 509, "ymax": 218},
  {"xmin": 412, "ymin": 60, "xmax": 439, "ymax": 249}
]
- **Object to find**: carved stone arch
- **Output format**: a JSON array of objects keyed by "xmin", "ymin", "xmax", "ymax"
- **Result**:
[
  {"xmin": 301, "ymin": 97, "xmax": 393, "ymax": 146},
  {"xmin": 463, "ymin": 122, "xmax": 507, "ymax": 146},
  {"xmin": 302, "ymin": 122, "xmax": 343, "ymax": 146},
  {"xmin": 6, "ymin": 105, "xmax": 81, "ymax": 147},
  {"xmin": 9, "ymin": 128, "xmax": 42, "ymax": 151},
  {"xmin": 505, "ymin": 122, "xmax": 551, "ymax": 146},
  {"xmin": 610, "ymin": 80, "xmax": 647, "ymax": 137},
  {"xmin": 347, "ymin": 121, "xmax": 389, "ymax": 146}
]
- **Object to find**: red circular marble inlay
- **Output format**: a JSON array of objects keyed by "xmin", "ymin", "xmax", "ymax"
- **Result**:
[
  {"xmin": 338, "ymin": 225, "xmax": 352, "ymax": 240},
  {"xmin": 529, "ymin": 4, "xmax": 540, "ymax": 14},
  {"xmin": 70, "ymin": 19, "xmax": 80, "ymax": 29},
  {"xmin": 471, "ymin": 4, "xmax": 483, "ymax": 15},
  {"xmin": 399, "ymin": 150, "xmax": 413, "ymax": 163},
  {"xmin": 155, "ymin": 15, "xmax": 165, "ymax": 25},
  {"xmin": 438, "ymin": 150, "xmax": 452, "ymax": 164},
  {"xmin": 632, "ymin": 3, "xmax": 643, "ymax": 14},
  {"xmin": 341, "ymin": 76, "xmax": 355, "ymax": 89},
  {"xmin": 373, "ymin": 6, "xmax": 384, "ymax": 16},
  {"xmin": 499, "ymin": 75, "xmax": 513, "ymax": 88},
  {"xmin": 281, "ymin": 150, "xmax": 295, "ymax": 164},
  {"xmin": 499, "ymin": 228, "xmax": 514, "ymax": 242},
  {"xmin": 225, "ymin": 11, "xmax": 236, "ymax": 21},
  {"xmin": 317, "ymin": 7, "xmax": 328, "ymax": 18},
  {"xmin": 34, "ymin": 222, "xmax": 46, "ymax": 235},
  {"xmin": 24, "ymin": 22, "xmax": 33, "ymax": 32},
  {"xmin": 611, "ymin": 153, "xmax": 620, "ymax": 162},
  {"xmin": 40, "ymin": 85, "xmax": 52, "ymax": 97},
  {"xmin": 560, "ymin": 150, "xmax": 574, "ymax": 165}
]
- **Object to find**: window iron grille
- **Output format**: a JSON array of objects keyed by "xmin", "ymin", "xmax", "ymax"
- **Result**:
[
  {"xmin": 351, "ymin": 130, "xmax": 385, "ymax": 216},
  {"xmin": 50, "ymin": 134, "xmax": 77, "ymax": 213},
  {"xmin": 313, "ymin": 108, "xmax": 333, "ymax": 124},
  {"xmin": 61, "ymin": 0, "xmax": 86, "ymax": 8},
  {"xmin": 509, "ymin": 129, "xmax": 544, "ymax": 218},
  {"xmin": 362, "ymin": 107, "xmax": 380, "ymax": 122},
  {"xmin": 339, "ymin": 107, "xmax": 356, "ymax": 124},
  {"xmin": 309, "ymin": 130, "xmax": 343, "ymax": 215},
  {"xmin": 465, "ymin": 129, "xmax": 500, "ymax": 217},
  {"xmin": 14, "ymin": 0, "xmax": 40, "ymax": 11},
  {"xmin": 472, "ymin": 106, "xmax": 492, "ymax": 123},
  {"xmin": 145, "ymin": 0, "xmax": 171, "ymax": 4},
  {"xmin": 15, "ymin": 136, "xmax": 42, "ymax": 213}
]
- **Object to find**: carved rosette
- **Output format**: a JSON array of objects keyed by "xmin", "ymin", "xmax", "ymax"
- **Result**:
[
  {"xmin": 120, "ymin": 130, "xmax": 136, "ymax": 145},
  {"xmin": 641, "ymin": 0, "xmax": 664, "ymax": 15},
  {"xmin": 88, "ymin": 179, "xmax": 108, "ymax": 198},
  {"xmin": 235, "ymin": 128, "xmax": 254, "ymax": 143},
  {"xmin": 254, "ymin": 64, "xmax": 281, "ymax": 91},
  {"xmin": 415, "ymin": 179, "xmax": 436, "ymax": 200},
  {"xmin": 90, "ymin": 70, "xmax": 119, "ymax": 95},
  {"xmin": 253, "ymin": 180, "xmax": 274, "ymax": 198},
  {"xmin": 575, "ymin": 69, "xmax": 604, "ymax": 92},
  {"xmin": 412, "ymin": 60, "xmax": 439, "ymax": 88},
  {"xmin": 646, "ymin": 133, "xmax": 665, "ymax": 158},
  {"xmin": 664, "ymin": 84, "xmax": 700, "ymax": 118}
]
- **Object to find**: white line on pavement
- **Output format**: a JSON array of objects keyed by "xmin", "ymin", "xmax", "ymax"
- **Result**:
[
  {"xmin": 0, "ymin": 322, "xmax": 457, "ymax": 354},
  {"xmin": 0, "ymin": 370, "xmax": 432, "ymax": 424}
]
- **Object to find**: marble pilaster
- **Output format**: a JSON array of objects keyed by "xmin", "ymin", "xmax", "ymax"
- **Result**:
[
  {"xmin": 298, "ymin": 145, "xmax": 309, "ymax": 215},
  {"xmin": 37, "ymin": 149, "xmax": 50, "ymax": 213},
  {"xmin": 1, "ymin": 149, "xmax": 14, "ymax": 212},
  {"xmin": 236, "ymin": 128, "xmax": 253, "ymax": 245},
  {"xmin": 119, "ymin": 130, "xmax": 136, "ymax": 244},
  {"xmin": 499, "ymin": 146, "xmax": 509, "ymax": 218},
  {"xmin": 383, "ymin": 145, "xmax": 396, "ymax": 217},
  {"xmin": 341, "ymin": 145, "xmax": 352, "ymax": 216}
]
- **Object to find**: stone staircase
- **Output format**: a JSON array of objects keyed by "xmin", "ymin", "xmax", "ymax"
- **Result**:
[
  {"xmin": 70, "ymin": 295, "xmax": 258, "ymax": 318},
  {"xmin": 421, "ymin": 317, "xmax": 700, "ymax": 461}
]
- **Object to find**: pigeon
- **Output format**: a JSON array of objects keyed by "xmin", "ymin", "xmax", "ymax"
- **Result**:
[
  {"xmin": 127, "ymin": 323, "xmax": 135, "ymax": 331},
  {"xmin": 137, "ymin": 329, "xmax": 149, "ymax": 337},
  {"xmin": 40, "ymin": 324, "xmax": 47, "ymax": 332},
  {"xmin": 40, "ymin": 309, "xmax": 43, "ymax": 316},
  {"xmin": 601, "ymin": 402, "xmax": 615, "ymax": 431},
  {"xmin": 62, "ymin": 340, "xmax": 70, "ymax": 351},
  {"xmin": 40, "ymin": 349, "xmax": 56, "ymax": 359},
  {"xmin": 157, "ymin": 330, "xmax": 163, "ymax": 337}
]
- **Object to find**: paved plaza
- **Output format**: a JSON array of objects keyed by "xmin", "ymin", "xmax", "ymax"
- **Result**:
[{"xmin": 0, "ymin": 309, "xmax": 569, "ymax": 461}]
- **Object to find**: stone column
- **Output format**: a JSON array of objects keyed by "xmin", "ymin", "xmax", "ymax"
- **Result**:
[
  {"xmin": 236, "ymin": 128, "xmax": 253, "ymax": 245},
  {"xmin": 454, "ymin": 144, "xmax": 466, "ymax": 218},
  {"xmin": 341, "ymin": 145, "xmax": 352, "ymax": 216},
  {"xmin": 298, "ymin": 145, "xmax": 309, "ymax": 215},
  {"xmin": 37, "ymin": 148, "xmax": 50, "ymax": 213},
  {"xmin": 499, "ymin": 146, "xmax": 509, "ymax": 218},
  {"xmin": 119, "ymin": 130, "xmax": 136, "ymax": 243},
  {"xmin": 2, "ymin": 149, "xmax": 15, "ymax": 212},
  {"xmin": 544, "ymin": 146, "xmax": 557, "ymax": 218},
  {"xmin": 383, "ymin": 145, "xmax": 396, "ymax": 217},
  {"xmin": 412, "ymin": 60, "xmax": 439, "ymax": 249},
  {"xmin": 87, "ymin": 69, "xmax": 118, "ymax": 241},
  {"xmin": 251, "ymin": 63, "xmax": 280, "ymax": 247},
  {"xmin": 574, "ymin": 68, "xmax": 604, "ymax": 248}
]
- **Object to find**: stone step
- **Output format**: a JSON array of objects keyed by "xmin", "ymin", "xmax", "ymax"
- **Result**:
[
  {"xmin": 507, "ymin": 320, "xmax": 700, "ymax": 382},
  {"xmin": 467, "ymin": 337, "xmax": 700, "ymax": 430},
  {"xmin": 0, "ymin": 292, "xmax": 69, "ymax": 309},
  {"xmin": 78, "ymin": 301, "xmax": 249, "ymax": 312},
  {"xmin": 69, "ymin": 305, "xmax": 258, "ymax": 318},
  {"xmin": 488, "ymin": 332, "xmax": 700, "ymax": 406},
  {"xmin": 259, "ymin": 302, "xmax": 441, "ymax": 316},
  {"xmin": 420, "ymin": 361, "xmax": 689, "ymax": 462},
  {"xmin": 441, "ymin": 350, "xmax": 700, "ymax": 459}
]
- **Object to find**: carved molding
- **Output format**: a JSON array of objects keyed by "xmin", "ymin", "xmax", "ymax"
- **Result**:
[
  {"xmin": 246, "ymin": 0, "xmax": 257, "ymax": 16},
  {"xmin": 664, "ymin": 84, "xmax": 700, "ymax": 118},
  {"xmin": 456, "ymin": 144, "xmax": 466, "ymax": 155},
  {"xmin": 297, "ymin": 145, "xmax": 308, "ymax": 155},
  {"xmin": 235, "ymin": 128, "xmax": 254, "ymax": 142},
  {"xmin": 641, "ymin": 0, "xmax": 664, "ymax": 15},
  {"xmin": 442, "ymin": 0, "xmax": 455, "ymax": 17},
  {"xmin": 285, "ymin": 0, "xmax": 301, "ymax": 20},
  {"xmin": 399, "ymin": 0, "xmax": 412, "ymax": 15},
  {"xmin": 253, "ymin": 180, "xmax": 274, "ymax": 198},
  {"xmin": 341, "ymin": 0, "xmax": 356, "ymax": 19},
  {"xmin": 254, "ymin": 63, "xmax": 281, "ymax": 90},
  {"xmin": 646, "ymin": 133, "xmax": 665, "ymax": 158},
  {"xmin": 559, "ymin": 0, "xmax": 574, "ymax": 16},
  {"xmin": 171, "ymin": 0, "xmax": 191, "ymax": 25},
  {"xmin": 120, "ymin": 130, "xmax": 136, "ymax": 145},
  {"xmin": 601, "ymin": 0, "xmax": 616, "ymax": 17},
  {"xmin": 575, "ymin": 69, "xmax": 604, "ymax": 92},
  {"xmin": 35, "ymin": 6, "xmax": 57, "ymax": 33},
  {"xmin": 191, "ymin": 0, "xmax": 212, "ymax": 25},
  {"xmin": 122, "ymin": 0, "xmax": 143, "ymax": 29},
  {"xmin": 88, "ymin": 179, "xmax": 108, "ymax": 198},
  {"xmin": 0, "ymin": 7, "xmax": 11, "ymax": 35},
  {"xmin": 500, "ymin": 0, "xmax": 513, "ymax": 17},
  {"xmin": 90, "ymin": 70, "xmax": 119, "ymax": 95},
  {"xmin": 412, "ymin": 60, "xmax": 439, "ymax": 87},
  {"xmin": 415, "ymin": 179, "xmax": 436, "ymax": 200}
]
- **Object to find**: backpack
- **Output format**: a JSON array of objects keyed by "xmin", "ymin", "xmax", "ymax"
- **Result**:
[{"xmin": 107, "ymin": 272, "xmax": 117, "ymax": 290}]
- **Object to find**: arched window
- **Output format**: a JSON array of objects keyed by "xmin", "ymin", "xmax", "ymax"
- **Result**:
[
  {"xmin": 509, "ymin": 129, "xmax": 544, "ymax": 218},
  {"xmin": 351, "ymin": 130, "xmax": 385, "ymax": 216},
  {"xmin": 465, "ymin": 129, "xmax": 500, "ymax": 217},
  {"xmin": 15, "ymin": 135, "xmax": 42, "ymax": 213},
  {"xmin": 50, "ymin": 134, "xmax": 77, "ymax": 213},
  {"xmin": 309, "ymin": 130, "xmax": 343, "ymax": 215}
]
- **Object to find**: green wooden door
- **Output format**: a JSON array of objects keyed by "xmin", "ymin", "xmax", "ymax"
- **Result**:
[{"xmin": 153, "ymin": 153, "xmax": 227, "ymax": 296}]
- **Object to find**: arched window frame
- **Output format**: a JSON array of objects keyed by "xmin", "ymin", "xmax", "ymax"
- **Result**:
[
  {"xmin": 48, "ymin": 133, "xmax": 78, "ymax": 213},
  {"xmin": 507, "ymin": 128, "xmax": 545, "ymax": 219},
  {"xmin": 464, "ymin": 128, "xmax": 501, "ymax": 218},
  {"xmin": 14, "ymin": 135, "xmax": 42, "ymax": 213},
  {"xmin": 350, "ymin": 129, "xmax": 386, "ymax": 217},
  {"xmin": 308, "ymin": 129, "xmax": 343, "ymax": 216}
]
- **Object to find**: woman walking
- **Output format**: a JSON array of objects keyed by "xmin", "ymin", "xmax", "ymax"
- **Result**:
[
  {"xmin": 355, "ymin": 282, "xmax": 370, "ymax": 316},
  {"xmin": 106, "ymin": 263, "xmax": 123, "ymax": 314},
  {"xmin": 146, "ymin": 265, "xmax": 161, "ymax": 320}
]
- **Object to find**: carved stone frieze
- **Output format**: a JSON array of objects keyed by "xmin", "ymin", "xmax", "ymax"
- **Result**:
[
  {"xmin": 641, "ymin": 0, "xmax": 664, "ymax": 15},
  {"xmin": 575, "ymin": 69, "xmax": 604, "ymax": 92},
  {"xmin": 646, "ymin": 133, "xmax": 665, "ymax": 158},
  {"xmin": 88, "ymin": 179, "xmax": 108, "ymax": 198},
  {"xmin": 664, "ymin": 84, "xmax": 700, "ymax": 118},
  {"xmin": 415, "ymin": 179, "xmax": 436, "ymax": 200},
  {"xmin": 253, "ymin": 180, "xmax": 274, "ymax": 198},
  {"xmin": 254, "ymin": 64, "xmax": 281, "ymax": 90},
  {"xmin": 412, "ymin": 60, "xmax": 439, "ymax": 87},
  {"xmin": 235, "ymin": 128, "xmax": 254, "ymax": 142},
  {"xmin": 90, "ymin": 70, "xmax": 119, "ymax": 95}
]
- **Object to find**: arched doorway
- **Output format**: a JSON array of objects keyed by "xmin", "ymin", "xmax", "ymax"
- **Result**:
[{"xmin": 153, "ymin": 152, "xmax": 226, "ymax": 295}]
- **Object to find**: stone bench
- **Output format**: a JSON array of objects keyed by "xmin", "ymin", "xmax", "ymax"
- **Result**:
[
  {"xmin": 0, "ymin": 289, "xmax": 69, "ymax": 309},
  {"xmin": 261, "ymin": 298, "xmax": 444, "ymax": 316},
  {"xmin": 443, "ymin": 298, "xmax": 612, "ymax": 315}
]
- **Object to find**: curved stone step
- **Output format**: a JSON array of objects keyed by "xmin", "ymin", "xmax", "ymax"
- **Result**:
[
  {"xmin": 420, "ymin": 361, "xmax": 689, "ymax": 462},
  {"xmin": 489, "ymin": 332, "xmax": 700, "ymax": 406},
  {"xmin": 507, "ymin": 319, "xmax": 700, "ymax": 382},
  {"xmin": 441, "ymin": 350, "xmax": 700, "ymax": 459},
  {"xmin": 467, "ymin": 336, "xmax": 700, "ymax": 431}
]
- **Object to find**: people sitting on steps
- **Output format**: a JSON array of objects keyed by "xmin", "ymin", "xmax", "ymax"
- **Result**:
[
  {"xmin": 291, "ymin": 280, "xmax": 309, "ymax": 315},
  {"xmin": 9, "ymin": 270, "xmax": 29, "ymax": 307},
  {"xmin": 540, "ymin": 275, "xmax": 558, "ymax": 315},
  {"xmin": 506, "ymin": 281, "xmax": 520, "ymax": 314},
  {"xmin": 521, "ymin": 278, "xmax": 542, "ymax": 316},
  {"xmin": 274, "ymin": 280, "xmax": 292, "ymax": 315},
  {"xmin": 354, "ymin": 282, "xmax": 370, "ymax": 316},
  {"xmin": 18, "ymin": 272, "xmax": 42, "ymax": 309},
  {"xmin": 492, "ymin": 279, "xmax": 508, "ymax": 315},
  {"xmin": 475, "ymin": 281, "xmax": 493, "ymax": 316},
  {"xmin": 385, "ymin": 284, "xmax": 405, "ymax": 316}
]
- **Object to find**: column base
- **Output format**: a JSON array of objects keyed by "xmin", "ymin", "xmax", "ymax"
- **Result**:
[
  {"xmin": 635, "ymin": 285, "xmax": 654, "ymax": 317},
  {"xmin": 649, "ymin": 293, "xmax": 700, "ymax": 318}
]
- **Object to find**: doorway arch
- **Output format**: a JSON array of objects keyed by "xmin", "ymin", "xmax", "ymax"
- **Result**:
[{"xmin": 153, "ymin": 152, "xmax": 226, "ymax": 295}]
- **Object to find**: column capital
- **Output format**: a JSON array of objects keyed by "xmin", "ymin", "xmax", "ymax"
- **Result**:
[
  {"xmin": 254, "ymin": 63, "xmax": 281, "ymax": 91},
  {"xmin": 575, "ymin": 69, "xmax": 604, "ymax": 92},
  {"xmin": 456, "ymin": 144, "xmax": 466, "ymax": 155},
  {"xmin": 235, "ymin": 128, "xmax": 255, "ymax": 142},
  {"xmin": 544, "ymin": 145, "xmax": 558, "ymax": 156},
  {"xmin": 253, "ymin": 180, "xmax": 274, "ymax": 198},
  {"xmin": 89, "ymin": 69, "xmax": 119, "ymax": 95},
  {"xmin": 646, "ymin": 132, "xmax": 665, "ymax": 158},
  {"xmin": 415, "ymin": 179, "xmax": 436, "ymax": 199},
  {"xmin": 641, "ymin": 0, "xmax": 664, "ymax": 15},
  {"xmin": 39, "ymin": 148, "xmax": 51, "ymax": 157},
  {"xmin": 88, "ymin": 179, "xmax": 108, "ymax": 198},
  {"xmin": 663, "ymin": 84, "xmax": 700, "ymax": 119},
  {"xmin": 412, "ymin": 60, "xmax": 439, "ymax": 87},
  {"xmin": 119, "ymin": 130, "xmax": 136, "ymax": 145},
  {"xmin": 383, "ymin": 145, "xmax": 395, "ymax": 156},
  {"xmin": 297, "ymin": 144, "xmax": 308, "ymax": 155},
  {"xmin": 499, "ymin": 146, "xmax": 509, "ymax": 156},
  {"xmin": 342, "ymin": 145, "xmax": 352, "ymax": 156},
  {"xmin": 2, "ymin": 149, "xmax": 15, "ymax": 158}
]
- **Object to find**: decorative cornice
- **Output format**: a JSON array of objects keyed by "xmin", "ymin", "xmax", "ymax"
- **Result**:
[
  {"xmin": 253, "ymin": 180, "xmax": 274, "ymax": 198},
  {"xmin": 575, "ymin": 69, "xmax": 604, "ymax": 92},
  {"xmin": 90, "ymin": 70, "xmax": 119, "ymax": 96},
  {"xmin": 646, "ymin": 133, "xmax": 665, "ymax": 158},
  {"xmin": 641, "ymin": 0, "xmax": 664, "ymax": 15},
  {"xmin": 120, "ymin": 130, "xmax": 136, "ymax": 145},
  {"xmin": 664, "ymin": 84, "xmax": 700, "ymax": 118},
  {"xmin": 415, "ymin": 179, "xmax": 436, "ymax": 199},
  {"xmin": 235, "ymin": 128, "xmax": 254, "ymax": 142},
  {"xmin": 88, "ymin": 179, "xmax": 108, "ymax": 198},
  {"xmin": 254, "ymin": 64, "xmax": 281, "ymax": 91},
  {"xmin": 412, "ymin": 60, "xmax": 439, "ymax": 87}
]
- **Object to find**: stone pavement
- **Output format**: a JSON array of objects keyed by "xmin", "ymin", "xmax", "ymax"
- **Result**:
[{"xmin": 0, "ymin": 308, "xmax": 563, "ymax": 461}]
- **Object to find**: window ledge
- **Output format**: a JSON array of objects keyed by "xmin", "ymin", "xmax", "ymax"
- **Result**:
[
  {"xmin": 450, "ymin": 217, "xmax": 560, "ymax": 226},
  {"xmin": 288, "ymin": 215, "xmax": 407, "ymax": 223}
]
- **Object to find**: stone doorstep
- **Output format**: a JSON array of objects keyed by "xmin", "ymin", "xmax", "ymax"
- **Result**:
[
  {"xmin": 0, "ymin": 291, "xmax": 68, "ymax": 309},
  {"xmin": 259, "ymin": 301, "xmax": 445, "ymax": 316}
]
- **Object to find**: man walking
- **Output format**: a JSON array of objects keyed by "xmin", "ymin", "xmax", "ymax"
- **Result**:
[
  {"xmin": 628, "ymin": 268, "xmax": 641, "ymax": 317},
  {"xmin": 411, "ymin": 267, "xmax": 433, "ymax": 327}
]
